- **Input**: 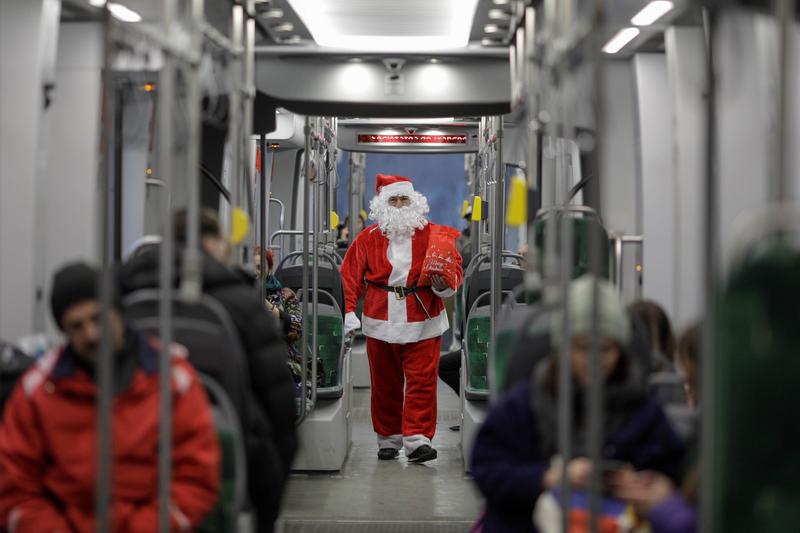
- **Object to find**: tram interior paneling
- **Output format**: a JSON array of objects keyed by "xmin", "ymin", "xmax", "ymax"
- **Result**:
[{"xmin": 4, "ymin": 0, "xmax": 800, "ymax": 531}]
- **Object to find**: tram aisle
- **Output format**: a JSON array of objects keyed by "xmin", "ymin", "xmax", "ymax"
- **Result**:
[{"xmin": 277, "ymin": 339, "xmax": 482, "ymax": 533}]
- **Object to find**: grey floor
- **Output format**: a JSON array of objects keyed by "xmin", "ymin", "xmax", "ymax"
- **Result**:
[{"xmin": 276, "ymin": 343, "xmax": 484, "ymax": 533}]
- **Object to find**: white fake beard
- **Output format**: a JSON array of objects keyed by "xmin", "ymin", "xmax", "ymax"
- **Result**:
[{"xmin": 369, "ymin": 190, "xmax": 430, "ymax": 239}]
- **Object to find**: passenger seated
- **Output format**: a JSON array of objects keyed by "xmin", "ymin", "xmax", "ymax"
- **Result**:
[
  {"xmin": 610, "ymin": 322, "xmax": 702, "ymax": 533},
  {"xmin": 627, "ymin": 300, "xmax": 676, "ymax": 372},
  {"xmin": 254, "ymin": 246, "xmax": 324, "ymax": 395},
  {"xmin": 0, "ymin": 262, "xmax": 220, "ymax": 532},
  {"xmin": 470, "ymin": 275, "xmax": 685, "ymax": 533},
  {"xmin": 676, "ymin": 323, "xmax": 701, "ymax": 409},
  {"xmin": 121, "ymin": 210, "xmax": 298, "ymax": 533},
  {"xmin": 336, "ymin": 213, "xmax": 366, "ymax": 253}
]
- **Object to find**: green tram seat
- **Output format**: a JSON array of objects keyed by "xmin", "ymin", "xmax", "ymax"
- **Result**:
[
  {"xmin": 711, "ymin": 242, "xmax": 800, "ymax": 531},
  {"xmin": 276, "ymin": 252, "xmax": 345, "ymax": 318},
  {"xmin": 533, "ymin": 212, "xmax": 610, "ymax": 280},
  {"xmin": 464, "ymin": 291, "xmax": 523, "ymax": 400},
  {"xmin": 297, "ymin": 288, "xmax": 346, "ymax": 400},
  {"xmin": 197, "ymin": 375, "xmax": 248, "ymax": 533},
  {"xmin": 460, "ymin": 253, "xmax": 526, "ymax": 399}
]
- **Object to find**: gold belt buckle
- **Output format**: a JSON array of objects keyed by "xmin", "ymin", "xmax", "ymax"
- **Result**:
[{"xmin": 394, "ymin": 287, "xmax": 406, "ymax": 300}]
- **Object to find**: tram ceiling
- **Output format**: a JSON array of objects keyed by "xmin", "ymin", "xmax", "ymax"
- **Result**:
[{"xmin": 254, "ymin": 51, "xmax": 511, "ymax": 119}]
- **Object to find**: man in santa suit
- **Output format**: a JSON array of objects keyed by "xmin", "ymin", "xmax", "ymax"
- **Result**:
[{"xmin": 341, "ymin": 174, "xmax": 461, "ymax": 463}]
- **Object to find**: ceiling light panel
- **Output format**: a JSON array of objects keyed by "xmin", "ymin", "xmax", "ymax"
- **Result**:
[
  {"xmin": 287, "ymin": 0, "xmax": 480, "ymax": 52},
  {"xmin": 602, "ymin": 27, "xmax": 640, "ymax": 54},
  {"xmin": 631, "ymin": 1, "xmax": 674, "ymax": 26}
]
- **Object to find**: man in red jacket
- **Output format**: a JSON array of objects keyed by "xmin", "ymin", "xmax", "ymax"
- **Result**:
[
  {"xmin": 341, "ymin": 174, "xmax": 462, "ymax": 463},
  {"xmin": 0, "ymin": 262, "xmax": 220, "ymax": 532}
]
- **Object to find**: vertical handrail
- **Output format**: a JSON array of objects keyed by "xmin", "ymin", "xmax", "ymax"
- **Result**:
[
  {"xmin": 311, "ymin": 118, "xmax": 322, "ymax": 409},
  {"xmin": 229, "ymin": 5, "xmax": 243, "ymax": 262},
  {"xmin": 773, "ymin": 0, "xmax": 793, "ymax": 204},
  {"xmin": 96, "ymin": 5, "xmax": 115, "ymax": 531},
  {"xmin": 179, "ymin": 0, "xmax": 204, "ymax": 304},
  {"xmin": 242, "ymin": 0, "xmax": 257, "ymax": 252},
  {"xmin": 489, "ymin": 116, "xmax": 505, "ymax": 397},
  {"xmin": 586, "ymin": 1, "xmax": 606, "ymax": 531},
  {"xmin": 260, "ymin": 134, "xmax": 268, "ymax": 303},
  {"xmin": 157, "ymin": 1, "xmax": 177, "ymax": 531},
  {"xmin": 613, "ymin": 234, "xmax": 623, "ymax": 288},
  {"xmin": 270, "ymin": 197, "xmax": 285, "ymax": 231},
  {"xmin": 700, "ymin": 8, "xmax": 719, "ymax": 533},
  {"xmin": 268, "ymin": 197, "xmax": 286, "ymax": 259},
  {"xmin": 298, "ymin": 119, "xmax": 311, "ymax": 424}
]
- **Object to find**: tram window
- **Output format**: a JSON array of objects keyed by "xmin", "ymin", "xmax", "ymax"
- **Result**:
[{"xmin": 335, "ymin": 153, "xmax": 468, "ymax": 230}]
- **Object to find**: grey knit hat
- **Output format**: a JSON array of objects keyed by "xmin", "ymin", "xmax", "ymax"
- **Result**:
[{"xmin": 553, "ymin": 274, "xmax": 630, "ymax": 347}]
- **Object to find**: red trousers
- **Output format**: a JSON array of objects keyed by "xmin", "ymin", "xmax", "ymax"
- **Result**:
[{"xmin": 366, "ymin": 336, "xmax": 441, "ymax": 449}]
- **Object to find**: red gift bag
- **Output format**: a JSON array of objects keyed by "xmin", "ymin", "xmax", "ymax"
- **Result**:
[{"xmin": 420, "ymin": 226, "xmax": 462, "ymax": 290}]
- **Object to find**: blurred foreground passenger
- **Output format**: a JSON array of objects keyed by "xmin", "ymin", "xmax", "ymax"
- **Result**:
[
  {"xmin": 121, "ymin": 210, "xmax": 297, "ymax": 533},
  {"xmin": 471, "ymin": 275, "xmax": 685, "ymax": 533},
  {"xmin": 0, "ymin": 262, "xmax": 219, "ymax": 532}
]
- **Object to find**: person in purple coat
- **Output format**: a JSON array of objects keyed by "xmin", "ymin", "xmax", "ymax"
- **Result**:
[
  {"xmin": 470, "ymin": 275, "xmax": 686, "ymax": 533},
  {"xmin": 609, "ymin": 323, "xmax": 702, "ymax": 533}
]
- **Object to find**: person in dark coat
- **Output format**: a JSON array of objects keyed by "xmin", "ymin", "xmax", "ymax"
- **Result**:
[
  {"xmin": 120, "ymin": 210, "xmax": 298, "ymax": 533},
  {"xmin": 471, "ymin": 275, "xmax": 685, "ymax": 533}
]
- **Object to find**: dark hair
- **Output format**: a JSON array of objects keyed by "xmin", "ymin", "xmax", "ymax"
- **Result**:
[
  {"xmin": 677, "ymin": 322, "xmax": 701, "ymax": 372},
  {"xmin": 627, "ymin": 300, "xmax": 676, "ymax": 361},
  {"xmin": 173, "ymin": 208, "xmax": 222, "ymax": 245}
]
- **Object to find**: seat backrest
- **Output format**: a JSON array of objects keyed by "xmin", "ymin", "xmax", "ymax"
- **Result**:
[
  {"xmin": 275, "ymin": 252, "xmax": 345, "ymax": 317},
  {"xmin": 0, "ymin": 341, "xmax": 34, "ymax": 418},
  {"xmin": 492, "ymin": 287, "xmax": 543, "ymax": 394},
  {"xmin": 710, "ymin": 242, "xmax": 800, "ymax": 531},
  {"xmin": 464, "ymin": 260, "xmax": 525, "ymax": 320},
  {"xmin": 502, "ymin": 303, "xmax": 553, "ymax": 392},
  {"xmin": 196, "ymin": 374, "xmax": 247, "ymax": 533},
  {"xmin": 296, "ymin": 289, "xmax": 345, "ymax": 399},
  {"xmin": 123, "ymin": 290, "xmax": 253, "ymax": 437},
  {"xmin": 533, "ymin": 213, "xmax": 610, "ymax": 279}
]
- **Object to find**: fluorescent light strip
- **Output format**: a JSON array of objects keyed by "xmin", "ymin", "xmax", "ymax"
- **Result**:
[
  {"xmin": 287, "ymin": 0, "xmax": 480, "ymax": 52},
  {"xmin": 631, "ymin": 1, "xmax": 674, "ymax": 26},
  {"xmin": 108, "ymin": 3, "xmax": 142, "ymax": 22},
  {"xmin": 90, "ymin": 1, "xmax": 142, "ymax": 22},
  {"xmin": 602, "ymin": 27, "xmax": 640, "ymax": 54}
]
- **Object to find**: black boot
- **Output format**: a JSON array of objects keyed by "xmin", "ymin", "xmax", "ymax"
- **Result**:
[
  {"xmin": 377, "ymin": 448, "xmax": 399, "ymax": 460},
  {"xmin": 406, "ymin": 445, "xmax": 437, "ymax": 463}
]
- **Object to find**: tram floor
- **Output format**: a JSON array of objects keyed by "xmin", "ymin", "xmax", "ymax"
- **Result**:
[{"xmin": 276, "ymin": 359, "xmax": 483, "ymax": 532}]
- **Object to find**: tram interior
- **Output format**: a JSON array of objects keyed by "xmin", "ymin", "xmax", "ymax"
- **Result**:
[{"xmin": 2, "ymin": 0, "xmax": 800, "ymax": 532}]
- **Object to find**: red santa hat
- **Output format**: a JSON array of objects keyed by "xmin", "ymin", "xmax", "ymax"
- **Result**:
[{"xmin": 376, "ymin": 174, "xmax": 414, "ymax": 197}]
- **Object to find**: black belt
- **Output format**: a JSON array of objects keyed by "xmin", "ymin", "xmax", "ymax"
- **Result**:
[{"xmin": 366, "ymin": 280, "xmax": 433, "ymax": 319}]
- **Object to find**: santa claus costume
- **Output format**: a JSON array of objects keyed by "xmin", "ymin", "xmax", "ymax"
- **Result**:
[{"xmin": 341, "ymin": 174, "xmax": 462, "ymax": 463}]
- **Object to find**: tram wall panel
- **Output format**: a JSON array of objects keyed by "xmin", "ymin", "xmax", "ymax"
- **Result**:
[
  {"xmin": 634, "ymin": 54, "xmax": 677, "ymax": 320},
  {"xmin": 599, "ymin": 60, "xmax": 640, "ymax": 305},
  {"xmin": 665, "ymin": 27, "xmax": 707, "ymax": 331},
  {"xmin": 40, "ymin": 22, "xmax": 104, "ymax": 335}
]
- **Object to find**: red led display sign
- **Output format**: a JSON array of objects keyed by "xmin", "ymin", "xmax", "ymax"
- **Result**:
[{"xmin": 357, "ymin": 133, "xmax": 468, "ymax": 145}]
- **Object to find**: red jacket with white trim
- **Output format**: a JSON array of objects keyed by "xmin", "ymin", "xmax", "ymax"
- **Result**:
[
  {"xmin": 0, "ymin": 332, "xmax": 220, "ymax": 533},
  {"xmin": 340, "ymin": 223, "xmax": 462, "ymax": 344}
]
